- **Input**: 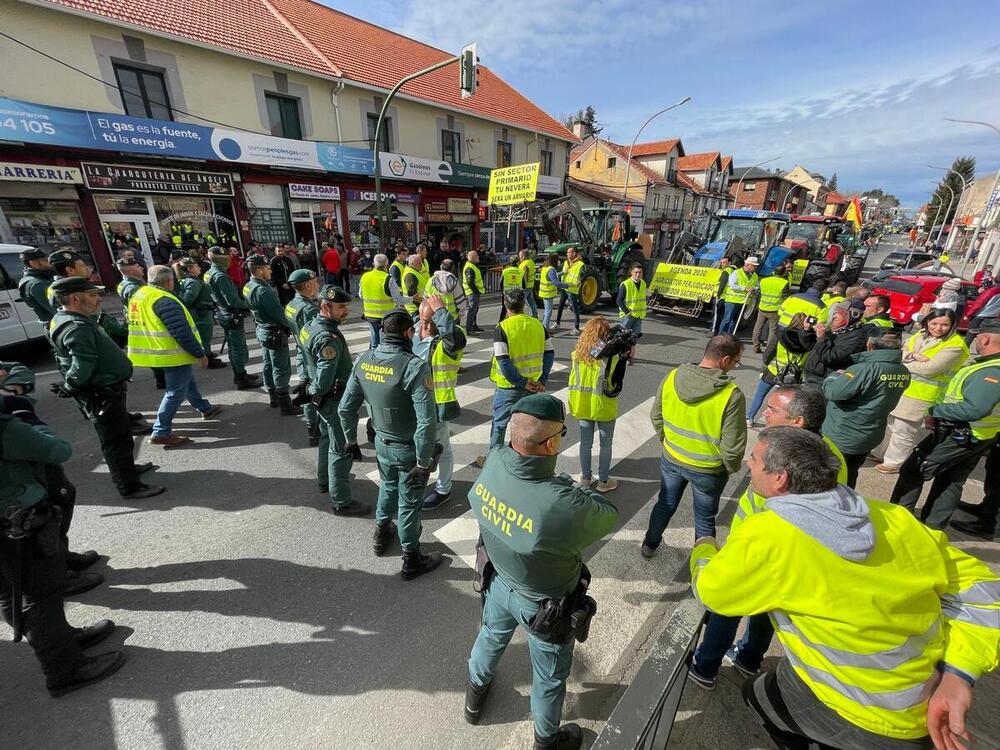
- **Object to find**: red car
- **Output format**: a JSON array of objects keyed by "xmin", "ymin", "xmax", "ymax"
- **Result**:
[{"xmin": 869, "ymin": 274, "xmax": 979, "ymax": 330}]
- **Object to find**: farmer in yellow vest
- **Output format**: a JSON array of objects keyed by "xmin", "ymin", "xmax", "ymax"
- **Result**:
[
  {"xmin": 642, "ymin": 334, "xmax": 747, "ymax": 556},
  {"xmin": 718, "ymin": 256, "xmax": 759, "ymax": 335},
  {"xmin": 555, "ymin": 246, "xmax": 585, "ymax": 334},
  {"xmin": 127, "ymin": 265, "xmax": 223, "ymax": 449},
  {"xmin": 463, "ymin": 249, "xmax": 486, "ymax": 333},
  {"xmin": 616, "ymin": 262, "xmax": 648, "ymax": 337},
  {"xmin": 360, "ymin": 253, "xmax": 405, "ymax": 348},
  {"xmin": 752, "ymin": 264, "xmax": 789, "ymax": 353},
  {"xmin": 497, "ymin": 255, "xmax": 525, "ymax": 323},
  {"xmin": 401, "ymin": 253, "xmax": 427, "ymax": 318},
  {"xmin": 518, "ymin": 248, "xmax": 538, "ymax": 317}
]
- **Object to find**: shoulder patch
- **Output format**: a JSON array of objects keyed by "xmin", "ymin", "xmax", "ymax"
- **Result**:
[{"xmin": 320, "ymin": 345, "xmax": 337, "ymax": 360}]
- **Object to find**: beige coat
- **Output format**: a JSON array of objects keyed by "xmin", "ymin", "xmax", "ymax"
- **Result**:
[{"xmin": 890, "ymin": 331, "xmax": 969, "ymax": 421}]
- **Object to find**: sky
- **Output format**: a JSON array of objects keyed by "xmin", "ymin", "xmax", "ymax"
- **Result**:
[{"xmin": 322, "ymin": 0, "xmax": 1000, "ymax": 210}]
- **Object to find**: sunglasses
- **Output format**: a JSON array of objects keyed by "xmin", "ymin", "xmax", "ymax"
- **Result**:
[{"xmin": 536, "ymin": 424, "xmax": 568, "ymax": 445}]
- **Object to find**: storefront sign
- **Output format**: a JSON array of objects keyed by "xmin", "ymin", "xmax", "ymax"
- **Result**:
[
  {"xmin": 345, "ymin": 189, "xmax": 417, "ymax": 203},
  {"xmin": 425, "ymin": 201, "xmax": 448, "ymax": 212},
  {"xmin": 379, "ymin": 152, "xmax": 491, "ymax": 188},
  {"xmin": 288, "ymin": 183, "xmax": 341, "ymax": 200},
  {"xmin": 82, "ymin": 163, "xmax": 234, "ymax": 196},
  {"xmin": 537, "ymin": 175, "xmax": 563, "ymax": 195},
  {"xmin": 488, "ymin": 163, "xmax": 540, "ymax": 205},
  {"xmin": 424, "ymin": 212, "xmax": 477, "ymax": 224},
  {"xmin": 648, "ymin": 263, "xmax": 722, "ymax": 303},
  {"xmin": 425, "ymin": 212, "xmax": 452, "ymax": 223},
  {"xmin": 0, "ymin": 161, "xmax": 82, "ymax": 184},
  {"xmin": 447, "ymin": 197, "xmax": 473, "ymax": 213}
]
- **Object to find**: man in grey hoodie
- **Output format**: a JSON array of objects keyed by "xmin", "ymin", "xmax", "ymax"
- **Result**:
[{"xmin": 642, "ymin": 334, "xmax": 747, "ymax": 556}]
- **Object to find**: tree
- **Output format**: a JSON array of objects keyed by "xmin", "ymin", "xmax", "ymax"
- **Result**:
[
  {"xmin": 827, "ymin": 172, "xmax": 838, "ymax": 191},
  {"xmin": 923, "ymin": 156, "xmax": 975, "ymax": 234},
  {"xmin": 861, "ymin": 188, "xmax": 900, "ymax": 208},
  {"xmin": 562, "ymin": 105, "xmax": 603, "ymax": 136}
]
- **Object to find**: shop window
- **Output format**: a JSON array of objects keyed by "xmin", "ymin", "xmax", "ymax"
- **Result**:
[
  {"xmin": 113, "ymin": 63, "xmax": 173, "ymax": 120},
  {"xmin": 265, "ymin": 93, "xmax": 303, "ymax": 140},
  {"xmin": 366, "ymin": 114, "xmax": 392, "ymax": 152},
  {"xmin": 0, "ymin": 198, "xmax": 93, "ymax": 267},
  {"xmin": 441, "ymin": 130, "xmax": 462, "ymax": 162},
  {"xmin": 540, "ymin": 149, "xmax": 553, "ymax": 176},
  {"xmin": 249, "ymin": 208, "xmax": 293, "ymax": 245},
  {"xmin": 496, "ymin": 141, "xmax": 512, "ymax": 168}
]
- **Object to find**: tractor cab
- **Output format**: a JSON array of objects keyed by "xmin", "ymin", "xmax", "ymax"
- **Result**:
[
  {"xmin": 691, "ymin": 209, "xmax": 791, "ymax": 274},
  {"xmin": 784, "ymin": 215, "xmax": 865, "ymax": 284}
]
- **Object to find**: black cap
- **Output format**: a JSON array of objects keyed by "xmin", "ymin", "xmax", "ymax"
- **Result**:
[
  {"xmin": 50, "ymin": 276, "xmax": 104, "ymax": 295},
  {"xmin": 18, "ymin": 247, "xmax": 47, "ymax": 263},
  {"xmin": 512, "ymin": 394, "xmax": 566, "ymax": 423},
  {"xmin": 847, "ymin": 299, "xmax": 865, "ymax": 320},
  {"xmin": 170, "ymin": 248, "xmax": 187, "ymax": 260},
  {"xmin": 978, "ymin": 319, "xmax": 1000, "ymax": 334},
  {"xmin": 48, "ymin": 250, "xmax": 82, "ymax": 266},
  {"xmin": 116, "ymin": 256, "xmax": 139, "ymax": 266},
  {"xmin": 319, "ymin": 284, "xmax": 351, "ymax": 303},
  {"xmin": 178, "ymin": 256, "xmax": 200, "ymax": 269},
  {"xmin": 246, "ymin": 254, "xmax": 269, "ymax": 268}
]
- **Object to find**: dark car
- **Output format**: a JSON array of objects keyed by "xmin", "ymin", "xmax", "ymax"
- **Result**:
[
  {"xmin": 865, "ymin": 266, "xmax": 956, "ymax": 288},
  {"xmin": 879, "ymin": 250, "xmax": 934, "ymax": 272}
]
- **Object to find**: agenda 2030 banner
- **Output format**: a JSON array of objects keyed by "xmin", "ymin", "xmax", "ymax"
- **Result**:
[
  {"xmin": 648, "ymin": 263, "xmax": 723, "ymax": 302},
  {"xmin": 0, "ymin": 96, "xmax": 374, "ymax": 174}
]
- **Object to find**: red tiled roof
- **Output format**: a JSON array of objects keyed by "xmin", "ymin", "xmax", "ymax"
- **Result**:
[
  {"xmin": 39, "ymin": 0, "xmax": 576, "ymax": 141},
  {"xmin": 825, "ymin": 191, "xmax": 848, "ymax": 205},
  {"xmin": 603, "ymin": 141, "xmax": 667, "ymax": 185},
  {"xmin": 677, "ymin": 151, "xmax": 721, "ymax": 171},
  {"xmin": 720, "ymin": 156, "xmax": 733, "ymax": 171},
  {"xmin": 675, "ymin": 171, "xmax": 706, "ymax": 194},
  {"xmin": 628, "ymin": 139, "xmax": 682, "ymax": 157},
  {"xmin": 566, "ymin": 177, "xmax": 635, "ymax": 204}
]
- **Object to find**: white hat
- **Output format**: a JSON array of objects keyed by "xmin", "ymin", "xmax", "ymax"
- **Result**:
[{"xmin": 745, "ymin": 256, "xmax": 760, "ymax": 265}]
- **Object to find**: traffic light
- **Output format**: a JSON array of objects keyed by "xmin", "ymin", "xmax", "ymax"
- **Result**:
[
  {"xmin": 368, "ymin": 215, "xmax": 378, "ymax": 229},
  {"xmin": 459, "ymin": 42, "xmax": 479, "ymax": 99}
]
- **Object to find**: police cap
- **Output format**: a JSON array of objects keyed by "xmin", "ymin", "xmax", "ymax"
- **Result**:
[
  {"xmin": 319, "ymin": 284, "xmax": 351, "ymax": 303},
  {"xmin": 170, "ymin": 248, "xmax": 187, "ymax": 260},
  {"xmin": 289, "ymin": 268, "xmax": 317, "ymax": 285},
  {"xmin": 978, "ymin": 319, "xmax": 1000, "ymax": 334},
  {"xmin": 116, "ymin": 256, "xmax": 139, "ymax": 267},
  {"xmin": 50, "ymin": 276, "xmax": 104, "ymax": 295},
  {"xmin": 246, "ymin": 254, "xmax": 269, "ymax": 268},
  {"xmin": 178, "ymin": 256, "xmax": 200, "ymax": 269},
  {"xmin": 512, "ymin": 394, "xmax": 565, "ymax": 423},
  {"xmin": 48, "ymin": 250, "xmax": 82, "ymax": 267},
  {"xmin": 19, "ymin": 247, "xmax": 47, "ymax": 263}
]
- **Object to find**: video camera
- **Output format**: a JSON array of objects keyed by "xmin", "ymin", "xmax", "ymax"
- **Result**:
[{"xmin": 588, "ymin": 324, "xmax": 638, "ymax": 361}]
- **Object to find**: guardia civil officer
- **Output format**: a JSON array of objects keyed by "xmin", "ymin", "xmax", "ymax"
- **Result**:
[
  {"xmin": 48, "ymin": 276, "xmax": 163, "ymax": 499},
  {"xmin": 17, "ymin": 247, "xmax": 56, "ymax": 324},
  {"xmin": 0, "ymin": 411, "xmax": 126, "ymax": 696},
  {"xmin": 300, "ymin": 285, "xmax": 370, "ymax": 516},
  {"xmin": 464, "ymin": 394, "xmax": 618, "ymax": 750},
  {"xmin": 177, "ymin": 258, "xmax": 226, "ymax": 369},
  {"xmin": 50, "ymin": 250, "xmax": 129, "ymax": 347},
  {"xmin": 285, "ymin": 268, "xmax": 323, "ymax": 448},
  {"xmin": 204, "ymin": 249, "xmax": 261, "ymax": 390},
  {"xmin": 338, "ymin": 309, "xmax": 441, "ymax": 579},
  {"xmin": 244, "ymin": 255, "xmax": 298, "ymax": 415},
  {"xmin": 891, "ymin": 318, "xmax": 1000, "ymax": 529}
]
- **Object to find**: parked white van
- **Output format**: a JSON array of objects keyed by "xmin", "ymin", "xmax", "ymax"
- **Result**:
[{"xmin": 0, "ymin": 243, "xmax": 48, "ymax": 347}]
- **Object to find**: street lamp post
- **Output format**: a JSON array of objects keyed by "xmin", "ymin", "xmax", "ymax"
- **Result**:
[
  {"xmin": 935, "ymin": 183, "xmax": 955, "ymax": 246},
  {"xmin": 732, "ymin": 155, "xmax": 783, "ymax": 209},
  {"xmin": 621, "ymin": 97, "xmax": 692, "ymax": 205},
  {"xmin": 779, "ymin": 183, "xmax": 799, "ymax": 213},
  {"xmin": 943, "ymin": 118, "xmax": 1000, "ymax": 275}
]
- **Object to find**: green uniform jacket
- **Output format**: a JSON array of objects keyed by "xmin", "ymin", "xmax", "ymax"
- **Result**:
[
  {"xmin": 301, "ymin": 316, "xmax": 352, "ymax": 399},
  {"xmin": 179, "ymin": 276, "xmax": 215, "ymax": 324},
  {"xmin": 205, "ymin": 265, "xmax": 249, "ymax": 325},
  {"xmin": 0, "ymin": 361, "xmax": 36, "ymax": 395},
  {"xmin": 0, "ymin": 416, "xmax": 72, "ymax": 514},
  {"xmin": 17, "ymin": 269, "xmax": 56, "ymax": 323},
  {"xmin": 48, "ymin": 310, "xmax": 133, "ymax": 392},
  {"xmin": 339, "ymin": 335, "xmax": 437, "ymax": 465},
  {"xmin": 931, "ymin": 352, "xmax": 1000, "ymax": 425},
  {"xmin": 472, "ymin": 446, "xmax": 619, "ymax": 600},
  {"xmin": 821, "ymin": 349, "xmax": 911, "ymax": 455},
  {"xmin": 284, "ymin": 294, "xmax": 320, "ymax": 336},
  {"xmin": 245, "ymin": 278, "xmax": 288, "ymax": 329},
  {"xmin": 117, "ymin": 277, "xmax": 145, "ymax": 308}
]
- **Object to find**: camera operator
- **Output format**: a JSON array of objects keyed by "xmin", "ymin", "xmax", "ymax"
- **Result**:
[
  {"xmin": 802, "ymin": 300, "xmax": 869, "ymax": 384},
  {"xmin": 568, "ymin": 317, "xmax": 633, "ymax": 492}
]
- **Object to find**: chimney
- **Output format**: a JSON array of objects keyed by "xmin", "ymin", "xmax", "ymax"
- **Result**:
[{"xmin": 572, "ymin": 119, "xmax": 591, "ymax": 140}]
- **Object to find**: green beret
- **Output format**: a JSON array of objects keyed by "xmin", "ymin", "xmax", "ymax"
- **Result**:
[
  {"xmin": 246, "ymin": 254, "xmax": 269, "ymax": 267},
  {"xmin": 512, "ymin": 394, "xmax": 565, "ymax": 423},
  {"xmin": 48, "ymin": 250, "xmax": 82, "ymax": 266},
  {"xmin": 319, "ymin": 284, "xmax": 351, "ymax": 303},
  {"xmin": 289, "ymin": 269, "xmax": 317, "ymax": 285}
]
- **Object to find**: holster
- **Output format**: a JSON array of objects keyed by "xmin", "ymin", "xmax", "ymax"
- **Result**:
[
  {"xmin": 259, "ymin": 325, "xmax": 289, "ymax": 350},
  {"xmin": 935, "ymin": 418, "xmax": 972, "ymax": 445},
  {"xmin": 472, "ymin": 535, "xmax": 494, "ymax": 596},
  {"xmin": 527, "ymin": 565, "xmax": 595, "ymax": 644},
  {"xmin": 79, "ymin": 382, "xmax": 126, "ymax": 420}
]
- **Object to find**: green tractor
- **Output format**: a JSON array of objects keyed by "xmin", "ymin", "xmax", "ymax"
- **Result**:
[{"xmin": 529, "ymin": 196, "xmax": 647, "ymax": 312}]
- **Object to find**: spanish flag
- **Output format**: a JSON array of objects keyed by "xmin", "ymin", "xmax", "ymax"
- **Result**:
[{"xmin": 844, "ymin": 197, "xmax": 863, "ymax": 231}]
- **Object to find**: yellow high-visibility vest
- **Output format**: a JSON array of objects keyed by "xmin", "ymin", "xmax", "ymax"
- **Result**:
[
  {"xmin": 424, "ymin": 276, "xmax": 458, "ymax": 319},
  {"xmin": 619, "ymin": 279, "xmax": 647, "ymax": 319},
  {"xmin": 462, "ymin": 262, "xmax": 485, "ymax": 296},
  {"xmin": 501, "ymin": 266, "xmax": 524, "ymax": 289},
  {"xmin": 126, "ymin": 285, "xmax": 201, "ymax": 367},
  {"xmin": 568, "ymin": 352, "xmax": 618, "ymax": 421},
  {"xmin": 659, "ymin": 369, "xmax": 735, "ymax": 469},
  {"xmin": 361, "ymin": 269, "xmax": 394, "ymax": 320},
  {"xmin": 430, "ymin": 335, "xmax": 464, "ymax": 404},
  {"xmin": 401, "ymin": 267, "xmax": 422, "ymax": 314},
  {"xmin": 822, "ymin": 293, "xmax": 846, "ymax": 306},
  {"xmin": 766, "ymin": 342, "xmax": 808, "ymax": 379},
  {"xmin": 722, "ymin": 268, "xmax": 759, "ymax": 305},
  {"xmin": 538, "ymin": 266, "xmax": 559, "ymax": 299},
  {"xmin": 867, "ymin": 316, "xmax": 895, "ymax": 329},
  {"xmin": 519, "ymin": 258, "xmax": 537, "ymax": 286},
  {"xmin": 941, "ymin": 359, "xmax": 1000, "ymax": 440},
  {"xmin": 758, "ymin": 276, "xmax": 790, "ymax": 312},
  {"xmin": 778, "ymin": 294, "xmax": 828, "ymax": 326},
  {"xmin": 564, "ymin": 260, "xmax": 584, "ymax": 295},
  {"xmin": 490, "ymin": 314, "xmax": 545, "ymax": 388},
  {"xmin": 900, "ymin": 333, "xmax": 969, "ymax": 405}
]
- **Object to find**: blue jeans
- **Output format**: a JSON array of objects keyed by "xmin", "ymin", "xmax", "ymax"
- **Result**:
[
  {"xmin": 491, "ymin": 387, "xmax": 529, "ymax": 448},
  {"xmin": 718, "ymin": 301, "xmax": 742, "ymax": 335},
  {"xmin": 466, "ymin": 293, "xmax": 481, "ymax": 330},
  {"xmin": 643, "ymin": 456, "xmax": 728, "ymax": 545},
  {"xmin": 746, "ymin": 378, "xmax": 773, "ymax": 423},
  {"xmin": 153, "ymin": 364, "xmax": 212, "ymax": 437},
  {"xmin": 541, "ymin": 296, "xmax": 556, "ymax": 328},
  {"xmin": 524, "ymin": 288, "xmax": 539, "ymax": 317},
  {"xmin": 710, "ymin": 299, "xmax": 725, "ymax": 335},
  {"xmin": 578, "ymin": 419, "xmax": 616, "ymax": 482},
  {"xmin": 620, "ymin": 315, "xmax": 643, "ymax": 337},
  {"xmin": 468, "ymin": 575, "xmax": 576, "ymax": 739},
  {"xmin": 368, "ymin": 319, "xmax": 381, "ymax": 349},
  {"xmin": 435, "ymin": 419, "xmax": 454, "ymax": 494},
  {"xmin": 693, "ymin": 612, "xmax": 774, "ymax": 679},
  {"xmin": 556, "ymin": 292, "xmax": 581, "ymax": 329}
]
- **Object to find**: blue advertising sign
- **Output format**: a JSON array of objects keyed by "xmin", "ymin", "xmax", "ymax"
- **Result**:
[{"xmin": 0, "ymin": 96, "xmax": 374, "ymax": 174}]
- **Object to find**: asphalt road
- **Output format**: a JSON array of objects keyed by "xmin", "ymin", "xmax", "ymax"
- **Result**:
[{"xmin": 1, "ymin": 240, "xmax": 993, "ymax": 750}]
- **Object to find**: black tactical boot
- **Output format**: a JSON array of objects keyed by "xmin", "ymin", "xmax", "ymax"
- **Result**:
[
  {"xmin": 400, "ymin": 544, "xmax": 442, "ymax": 580},
  {"xmin": 278, "ymin": 393, "xmax": 301, "ymax": 416},
  {"xmin": 373, "ymin": 521, "xmax": 396, "ymax": 557},
  {"xmin": 534, "ymin": 723, "xmax": 583, "ymax": 750},
  {"xmin": 464, "ymin": 680, "xmax": 492, "ymax": 724},
  {"xmin": 47, "ymin": 651, "xmax": 126, "ymax": 697},
  {"xmin": 234, "ymin": 372, "xmax": 261, "ymax": 390},
  {"xmin": 267, "ymin": 388, "xmax": 279, "ymax": 408},
  {"xmin": 207, "ymin": 355, "xmax": 227, "ymax": 369}
]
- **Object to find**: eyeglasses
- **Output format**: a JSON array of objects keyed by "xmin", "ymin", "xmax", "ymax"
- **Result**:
[{"xmin": 536, "ymin": 424, "xmax": 568, "ymax": 444}]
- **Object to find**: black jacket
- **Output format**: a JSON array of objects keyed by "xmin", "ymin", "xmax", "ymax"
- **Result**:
[{"xmin": 803, "ymin": 323, "xmax": 870, "ymax": 383}]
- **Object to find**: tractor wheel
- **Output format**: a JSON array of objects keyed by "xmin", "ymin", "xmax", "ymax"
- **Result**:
[
  {"xmin": 578, "ymin": 268, "xmax": 601, "ymax": 313},
  {"xmin": 617, "ymin": 248, "xmax": 646, "ymax": 284}
]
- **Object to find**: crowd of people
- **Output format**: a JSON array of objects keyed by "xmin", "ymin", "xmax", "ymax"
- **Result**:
[{"xmin": 3, "ymin": 235, "xmax": 999, "ymax": 750}]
